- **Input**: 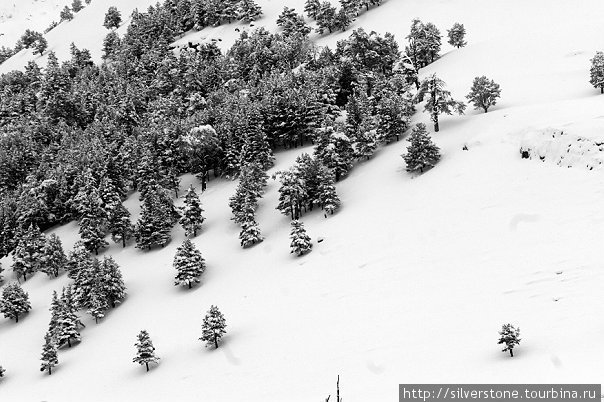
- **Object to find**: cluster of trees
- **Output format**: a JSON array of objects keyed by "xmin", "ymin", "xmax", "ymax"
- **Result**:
[
  {"xmin": 303, "ymin": 0, "xmax": 384, "ymax": 35},
  {"xmin": 229, "ymin": 162, "xmax": 268, "ymax": 248},
  {"xmin": 133, "ymin": 305, "xmax": 227, "ymax": 373}
]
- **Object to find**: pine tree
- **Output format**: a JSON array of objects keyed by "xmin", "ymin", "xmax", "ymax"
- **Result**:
[
  {"xmin": 12, "ymin": 224, "xmax": 45, "ymax": 281},
  {"xmin": 102, "ymin": 31, "xmax": 121, "ymax": 59},
  {"xmin": 199, "ymin": 305, "xmax": 227, "ymax": 349},
  {"xmin": 41, "ymin": 233, "xmax": 67, "ymax": 278},
  {"xmin": 340, "ymin": 0, "xmax": 361, "ymax": 16},
  {"xmin": 87, "ymin": 283, "xmax": 108, "ymax": 323},
  {"xmin": 402, "ymin": 123, "xmax": 441, "ymax": 173},
  {"xmin": 276, "ymin": 169, "xmax": 307, "ymax": 220},
  {"xmin": 179, "ymin": 185, "xmax": 205, "ymax": 237},
  {"xmin": 466, "ymin": 76, "xmax": 501, "ymax": 113},
  {"xmin": 316, "ymin": 2, "xmax": 337, "ymax": 34},
  {"xmin": 352, "ymin": 120, "xmax": 377, "ymax": 160},
  {"xmin": 289, "ymin": 220, "xmax": 312, "ymax": 256},
  {"xmin": 40, "ymin": 331, "xmax": 59, "ymax": 375},
  {"xmin": 48, "ymin": 290, "xmax": 61, "ymax": 337},
  {"xmin": 60, "ymin": 6, "xmax": 74, "ymax": 22},
  {"xmin": 103, "ymin": 6, "xmax": 122, "ymax": 29},
  {"xmin": 316, "ymin": 165, "xmax": 341, "ymax": 215},
  {"xmin": 447, "ymin": 22, "xmax": 466, "ymax": 48},
  {"xmin": 0, "ymin": 364, "xmax": 5, "ymax": 378},
  {"xmin": 173, "ymin": 239, "xmax": 206, "ymax": 289},
  {"xmin": 0, "ymin": 282, "xmax": 32, "ymax": 323},
  {"xmin": 498, "ymin": 323, "xmax": 521, "ymax": 357},
  {"xmin": 334, "ymin": 8, "xmax": 352, "ymax": 31},
  {"xmin": 589, "ymin": 51, "xmax": 604, "ymax": 94},
  {"xmin": 304, "ymin": 0, "xmax": 321, "ymax": 19},
  {"xmin": 239, "ymin": 199, "xmax": 263, "ymax": 248},
  {"xmin": 66, "ymin": 241, "xmax": 93, "ymax": 280},
  {"xmin": 415, "ymin": 74, "xmax": 466, "ymax": 132},
  {"xmin": 100, "ymin": 256, "xmax": 126, "ymax": 308},
  {"xmin": 237, "ymin": 0, "xmax": 263, "ymax": 22},
  {"xmin": 103, "ymin": 180, "xmax": 134, "ymax": 248},
  {"xmin": 405, "ymin": 19, "xmax": 441, "ymax": 69},
  {"xmin": 135, "ymin": 185, "xmax": 173, "ymax": 250},
  {"xmin": 133, "ymin": 330, "xmax": 160, "ymax": 371},
  {"xmin": 56, "ymin": 286, "xmax": 81, "ymax": 347},
  {"xmin": 71, "ymin": 0, "xmax": 84, "ymax": 13},
  {"xmin": 77, "ymin": 184, "xmax": 108, "ymax": 255}
]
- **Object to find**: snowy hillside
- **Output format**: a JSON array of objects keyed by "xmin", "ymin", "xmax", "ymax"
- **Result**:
[{"xmin": 1, "ymin": 0, "xmax": 604, "ymax": 401}]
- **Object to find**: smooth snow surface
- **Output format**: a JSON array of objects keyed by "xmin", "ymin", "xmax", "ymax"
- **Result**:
[{"xmin": 2, "ymin": 0, "xmax": 604, "ymax": 401}]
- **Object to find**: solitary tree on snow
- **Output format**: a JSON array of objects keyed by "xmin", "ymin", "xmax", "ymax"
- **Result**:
[
  {"xmin": 447, "ymin": 23, "xmax": 466, "ymax": 48},
  {"xmin": 40, "ymin": 331, "xmax": 59, "ymax": 375},
  {"xmin": 415, "ymin": 74, "xmax": 465, "ymax": 132},
  {"xmin": 200, "ymin": 305, "xmax": 227, "ymax": 349},
  {"xmin": 498, "ymin": 323, "xmax": 521, "ymax": 357},
  {"xmin": 133, "ymin": 330, "xmax": 160, "ymax": 371},
  {"xmin": 0, "ymin": 282, "xmax": 32, "ymax": 323},
  {"xmin": 173, "ymin": 239, "xmax": 206, "ymax": 289},
  {"xmin": 290, "ymin": 220, "xmax": 313, "ymax": 256},
  {"xmin": 466, "ymin": 76, "xmax": 502, "ymax": 113},
  {"xmin": 402, "ymin": 123, "xmax": 441, "ymax": 173},
  {"xmin": 589, "ymin": 51, "xmax": 604, "ymax": 94}
]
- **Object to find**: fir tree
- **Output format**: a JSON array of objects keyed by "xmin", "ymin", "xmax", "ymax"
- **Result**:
[
  {"xmin": 66, "ymin": 241, "xmax": 93, "ymax": 280},
  {"xmin": 276, "ymin": 169, "xmax": 307, "ymax": 220},
  {"xmin": 415, "ymin": 74, "xmax": 466, "ymax": 132},
  {"xmin": 316, "ymin": 165, "xmax": 341, "ymax": 215},
  {"xmin": 405, "ymin": 19, "xmax": 441, "ymax": 69},
  {"xmin": 466, "ymin": 76, "xmax": 502, "ymax": 113},
  {"xmin": 316, "ymin": 2, "xmax": 337, "ymax": 34},
  {"xmin": 589, "ymin": 51, "xmax": 604, "ymax": 94},
  {"xmin": 239, "ymin": 199, "xmax": 263, "ymax": 248},
  {"xmin": 41, "ymin": 233, "xmax": 67, "ymax": 278},
  {"xmin": 100, "ymin": 256, "xmax": 126, "ymax": 308},
  {"xmin": 133, "ymin": 330, "xmax": 160, "ymax": 371},
  {"xmin": 237, "ymin": 0, "xmax": 263, "ymax": 22},
  {"xmin": 0, "ymin": 282, "xmax": 31, "ymax": 323},
  {"xmin": 102, "ymin": 31, "xmax": 121, "ymax": 60},
  {"xmin": 56, "ymin": 286, "xmax": 81, "ymax": 347},
  {"xmin": 103, "ymin": 179, "xmax": 134, "ymax": 248},
  {"xmin": 40, "ymin": 331, "xmax": 59, "ymax": 375},
  {"xmin": 447, "ymin": 22, "xmax": 466, "ymax": 48},
  {"xmin": 103, "ymin": 6, "xmax": 122, "ymax": 29},
  {"xmin": 173, "ymin": 239, "xmax": 206, "ymax": 289},
  {"xmin": 71, "ymin": 0, "xmax": 84, "ymax": 13},
  {"xmin": 290, "ymin": 220, "xmax": 312, "ymax": 256},
  {"xmin": 87, "ymin": 283, "xmax": 108, "ymax": 323},
  {"xmin": 135, "ymin": 185, "xmax": 174, "ymax": 250},
  {"xmin": 12, "ymin": 224, "xmax": 45, "ymax": 281},
  {"xmin": 48, "ymin": 290, "xmax": 61, "ymax": 337},
  {"xmin": 340, "ymin": 0, "xmax": 361, "ymax": 16},
  {"xmin": 334, "ymin": 8, "xmax": 352, "ymax": 31},
  {"xmin": 402, "ymin": 123, "xmax": 440, "ymax": 173},
  {"xmin": 77, "ymin": 184, "xmax": 108, "ymax": 255},
  {"xmin": 179, "ymin": 185, "xmax": 205, "ymax": 237},
  {"xmin": 199, "ymin": 305, "xmax": 227, "ymax": 349},
  {"xmin": 0, "ymin": 364, "xmax": 5, "ymax": 378},
  {"xmin": 304, "ymin": 0, "xmax": 321, "ymax": 19},
  {"xmin": 60, "ymin": 6, "xmax": 74, "ymax": 22},
  {"xmin": 498, "ymin": 323, "xmax": 521, "ymax": 357}
]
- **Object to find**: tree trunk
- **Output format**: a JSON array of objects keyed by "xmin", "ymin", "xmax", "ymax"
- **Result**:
[
  {"xmin": 483, "ymin": 107, "xmax": 488, "ymax": 113},
  {"xmin": 49, "ymin": 366, "xmax": 52, "ymax": 375},
  {"xmin": 601, "ymin": 87, "xmax": 603, "ymax": 94},
  {"xmin": 146, "ymin": 362, "xmax": 149, "ymax": 372},
  {"xmin": 15, "ymin": 314, "xmax": 18, "ymax": 323},
  {"xmin": 188, "ymin": 282, "xmax": 192, "ymax": 289},
  {"xmin": 214, "ymin": 335, "xmax": 218, "ymax": 349},
  {"xmin": 122, "ymin": 236, "xmax": 126, "ymax": 248},
  {"xmin": 509, "ymin": 349, "xmax": 513, "ymax": 357},
  {"xmin": 434, "ymin": 119, "xmax": 439, "ymax": 132},
  {"xmin": 68, "ymin": 338, "xmax": 71, "ymax": 347}
]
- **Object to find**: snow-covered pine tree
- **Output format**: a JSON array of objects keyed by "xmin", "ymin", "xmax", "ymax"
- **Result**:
[
  {"xmin": 277, "ymin": 7, "xmax": 297, "ymax": 27},
  {"xmin": 41, "ymin": 233, "xmax": 67, "ymax": 278},
  {"xmin": 447, "ymin": 22, "xmax": 466, "ymax": 48},
  {"xmin": 12, "ymin": 224, "xmax": 45, "ymax": 281},
  {"xmin": 352, "ymin": 120, "xmax": 378, "ymax": 160},
  {"xmin": 304, "ymin": 0, "xmax": 321, "ymax": 19},
  {"xmin": 66, "ymin": 241, "xmax": 93, "ymax": 280},
  {"xmin": 0, "ymin": 364, "xmax": 4, "ymax": 378},
  {"xmin": 87, "ymin": 283, "xmax": 108, "ymax": 323},
  {"xmin": 589, "ymin": 51, "xmax": 604, "ymax": 94},
  {"xmin": 179, "ymin": 185, "xmax": 205, "ymax": 237},
  {"xmin": 276, "ymin": 169, "xmax": 307, "ymax": 220},
  {"xmin": 405, "ymin": 19, "xmax": 441, "ymax": 69},
  {"xmin": 199, "ymin": 305, "xmax": 227, "ymax": 349},
  {"xmin": 102, "ymin": 31, "xmax": 121, "ymax": 59},
  {"xmin": 340, "ymin": 0, "xmax": 361, "ymax": 16},
  {"xmin": 314, "ymin": 126, "xmax": 354, "ymax": 181},
  {"xmin": 289, "ymin": 220, "xmax": 312, "ymax": 256},
  {"xmin": 316, "ymin": 164, "xmax": 341, "ymax": 215},
  {"xmin": 220, "ymin": 0, "xmax": 239, "ymax": 23},
  {"xmin": 334, "ymin": 8, "xmax": 352, "ymax": 31},
  {"xmin": 173, "ymin": 239, "xmax": 206, "ymax": 289},
  {"xmin": 108, "ymin": 205, "xmax": 134, "ymax": 248},
  {"xmin": 237, "ymin": 0, "xmax": 263, "ymax": 23},
  {"xmin": 375, "ymin": 88, "xmax": 413, "ymax": 142},
  {"xmin": 135, "ymin": 185, "xmax": 173, "ymax": 250},
  {"xmin": 415, "ymin": 74, "xmax": 465, "ymax": 132},
  {"xmin": 466, "ymin": 76, "xmax": 501, "ymax": 113},
  {"xmin": 60, "ymin": 6, "xmax": 74, "ymax": 21},
  {"xmin": 103, "ymin": 6, "xmax": 122, "ymax": 29},
  {"xmin": 100, "ymin": 256, "xmax": 126, "ymax": 308},
  {"xmin": 71, "ymin": 0, "xmax": 84, "ymax": 13},
  {"xmin": 0, "ymin": 282, "xmax": 32, "ymax": 323},
  {"xmin": 133, "ymin": 330, "xmax": 160, "ymax": 371},
  {"xmin": 316, "ymin": 2, "xmax": 337, "ymax": 34},
  {"xmin": 239, "ymin": 198, "xmax": 263, "ymax": 248},
  {"xmin": 498, "ymin": 323, "xmax": 521, "ymax": 357},
  {"xmin": 402, "ymin": 123, "xmax": 441, "ymax": 173},
  {"xmin": 48, "ymin": 290, "xmax": 61, "ymax": 337},
  {"xmin": 78, "ymin": 184, "xmax": 108, "ymax": 255},
  {"xmin": 57, "ymin": 286, "xmax": 82, "ymax": 347},
  {"xmin": 276, "ymin": 8, "xmax": 311, "ymax": 37},
  {"xmin": 40, "ymin": 331, "xmax": 59, "ymax": 375}
]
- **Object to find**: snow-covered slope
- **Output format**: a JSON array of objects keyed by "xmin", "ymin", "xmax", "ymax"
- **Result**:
[{"xmin": 2, "ymin": 0, "xmax": 604, "ymax": 401}]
